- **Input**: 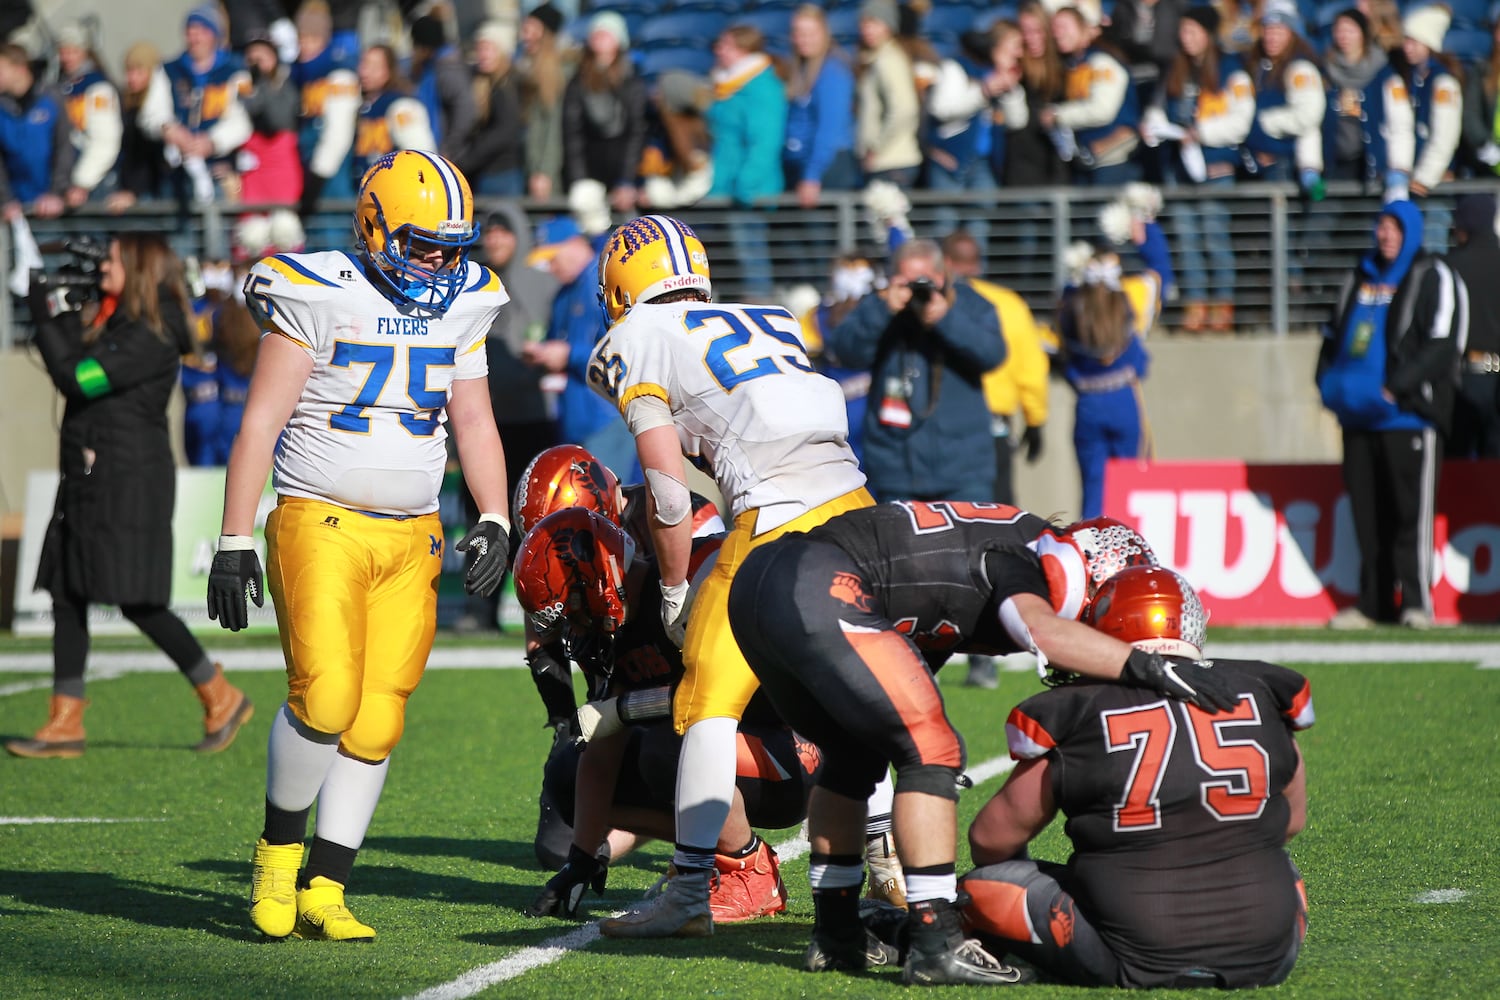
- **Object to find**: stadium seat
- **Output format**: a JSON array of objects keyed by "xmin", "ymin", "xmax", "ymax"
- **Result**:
[
  {"xmin": 730, "ymin": 7, "xmax": 796, "ymax": 52},
  {"xmin": 1445, "ymin": 25, "xmax": 1494, "ymax": 61},
  {"xmin": 923, "ymin": 3, "xmax": 984, "ymax": 38},
  {"xmin": 1445, "ymin": 0, "xmax": 1490, "ymax": 30},
  {"xmin": 672, "ymin": 0, "xmax": 740, "ymax": 15},
  {"xmin": 639, "ymin": 45, "xmax": 716, "ymax": 79},
  {"xmin": 826, "ymin": 6, "xmax": 862, "ymax": 42},
  {"xmin": 636, "ymin": 10, "xmax": 729, "ymax": 49}
]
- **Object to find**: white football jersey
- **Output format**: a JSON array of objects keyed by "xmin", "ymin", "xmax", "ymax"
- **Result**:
[
  {"xmin": 587, "ymin": 300, "xmax": 865, "ymax": 532},
  {"xmin": 245, "ymin": 251, "xmax": 508, "ymax": 516}
]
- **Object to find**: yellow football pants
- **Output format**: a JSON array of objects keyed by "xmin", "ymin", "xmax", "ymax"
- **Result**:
[
  {"xmin": 674, "ymin": 486, "xmax": 875, "ymax": 733},
  {"xmin": 266, "ymin": 497, "xmax": 443, "ymax": 761}
]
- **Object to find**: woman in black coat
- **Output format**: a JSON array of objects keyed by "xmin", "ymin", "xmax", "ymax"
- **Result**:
[{"xmin": 6, "ymin": 235, "xmax": 253, "ymax": 759}]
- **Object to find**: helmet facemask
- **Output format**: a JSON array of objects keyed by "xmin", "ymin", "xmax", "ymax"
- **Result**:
[{"xmin": 360, "ymin": 190, "xmax": 478, "ymax": 314}]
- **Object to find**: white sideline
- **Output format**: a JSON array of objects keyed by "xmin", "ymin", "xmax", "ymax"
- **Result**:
[
  {"xmin": 401, "ymin": 755, "xmax": 1019, "ymax": 1000},
  {"xmin": 0, "ymin": 816, "xmax": 168, "ymax": 825}
]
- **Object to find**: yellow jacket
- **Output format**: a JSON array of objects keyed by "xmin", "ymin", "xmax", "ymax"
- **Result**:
[{"xmin": 970, "ymin": 278, "xmax": 1049, "ymax": 427}]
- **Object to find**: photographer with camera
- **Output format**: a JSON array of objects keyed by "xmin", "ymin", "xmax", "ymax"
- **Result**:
[
  {"xmin": 6, "ymin": 235, "xmax": 252, "ymax": 760},
  {"xmin": 825, "ymin": 238, "xmax": 1005, "ymax": 502}
]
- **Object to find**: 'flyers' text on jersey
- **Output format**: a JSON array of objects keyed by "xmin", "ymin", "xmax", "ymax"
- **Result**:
[{"xmin": 245, "ymin": 251, "xmax": 508, "ymax": 516}]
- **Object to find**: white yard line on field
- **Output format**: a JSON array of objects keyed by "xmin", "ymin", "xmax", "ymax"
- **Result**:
[
  {"xmin": 0, "ymin": 816, "xmax": 168, "ymax": 825},
  {"xmin": 400, "ymin": 755, "xmax": 1018, "ymax": 1000},
  {"xmin": 1414, "ymin": 888, "xmax": 1470, "ymax": 904}
]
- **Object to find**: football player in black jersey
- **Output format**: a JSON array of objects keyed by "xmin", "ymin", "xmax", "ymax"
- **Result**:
[
  {"xmin": 514, "ymin": 507, "xmax": 808, "ymax": 924},
  {"xmin": 727, "ymin": 502, "xmax": 1239, "ymax": 986},
  {"xmin": 961, "ymin": 566, "xmax": 1312, "ymax": 988},
  {"xmin": 509, "ymin": 445, "xmax": 725, "ymax": 867}
]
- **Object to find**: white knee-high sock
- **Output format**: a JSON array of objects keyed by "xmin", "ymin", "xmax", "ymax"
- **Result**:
[
  {"xmin": 673, "ymin": 716, "xmax": 739, "ymax": 867},
  {"xmin": 866, "ymin": 770, "xmax": 896, "ymax": 836},
  {"xmin": 266, "ymin": 702, "xmax": 340, "ymax": 812},
  {"xmin": 314, "ymin": 750, "xmax": 390, "ymax": 849}
]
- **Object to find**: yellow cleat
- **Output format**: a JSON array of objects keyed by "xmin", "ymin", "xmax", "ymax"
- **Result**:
[
  {"xmin": 294, "ymin": 876, "xmax": 375, "ymax": 941},
  {"xmin": 250, "ymin": 839, "xmax": 304, "ymax": 939}
]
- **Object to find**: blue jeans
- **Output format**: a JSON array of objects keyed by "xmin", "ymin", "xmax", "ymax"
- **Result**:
[
  {"xmin": 1077, "ymin": 159, "xmax": 1142, "ymax": 187},
  {"xmin": 474, "ymin": 168, "xmax": 525, "ymax": 198},
  {"xmin": 1171, "ymin": 175, "xmax": 1234, "ymax": 303},
  {"xmin": 928, "ymin": 154, "xmax": 996, "ymax": 262}
]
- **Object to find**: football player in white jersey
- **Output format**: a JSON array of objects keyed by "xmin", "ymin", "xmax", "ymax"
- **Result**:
[
  {"xmin": 586, "ymin": 215, "xmax": 875, "ymax": 938},
  {"xmin": 207, "ymin": 150, "xmax": 513, "ymax": 941}
]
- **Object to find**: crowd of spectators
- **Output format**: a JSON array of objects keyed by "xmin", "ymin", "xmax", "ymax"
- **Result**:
[{"xmin": 0, "ymin": 0, "xmax": 1491, "ymax": 258}]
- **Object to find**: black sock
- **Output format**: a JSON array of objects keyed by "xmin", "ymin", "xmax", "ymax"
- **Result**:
[
  {"xmin": 729, "ymin": 833, "xmax": 762, "ymax": 859},
  {"xmin": 908, "ymin": 897, "xmax": 961, "ymax": 953},
  {"xmin": 811, "ymin": 884, "xmax": 863, "ymax": 937},
  {"xmin": 261, "ymin": 800, "xmax": 310, "ymax": 847},
  {"xmin": 300, "ymin": 837, "xmax": 359, "ymax": 890}
]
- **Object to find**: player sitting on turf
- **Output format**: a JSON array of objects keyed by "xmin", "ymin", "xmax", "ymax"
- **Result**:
[
  {"xmin": 959, "ymin": 566, "xmax": 1312, "ymax": 988},
  {"xmin": 514, "ymin": 507, "xmax": 807, "ymax": 924}
]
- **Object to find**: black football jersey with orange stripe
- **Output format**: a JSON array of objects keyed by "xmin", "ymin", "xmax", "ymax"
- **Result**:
[
  {"xmin": 1005, "ymin": 659, "xmax": 1314, "ymax": 985},
  {"xmin": 802, "ymin": 500, "xmax": 1051, "ymax": 658}
]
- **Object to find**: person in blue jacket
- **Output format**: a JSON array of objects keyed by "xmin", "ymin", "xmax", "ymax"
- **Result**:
[
  {"xmin": 1317, "ymin": 200, "xmax": 1467, "ymax": 630},
  {"xmin": 825, "ymin": 238, "xmax": 1004, "ymax": 501},
  {"xmin": 0, "ymin": 43, "xmax": 73, "ymax": 220},
  {"xmin": 521, "ymin": 217, "xmax": 641, "ymax": 483},
  {"xmin": 784, "ymin": 6, "xmax": 859, "ymax": 207},
  {"xmin": 1057, "ymin": 245, "xmax": 1153, "ymax": 519}
]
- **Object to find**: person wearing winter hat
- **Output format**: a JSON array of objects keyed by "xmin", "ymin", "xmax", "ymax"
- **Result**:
[
  {"xmin": 856, "ymin": 0, "xmax": 922, "ymax": 184},
  {"xmin": 1368, "ymin": 4, "xmax": 1462, "ymax": 249},
  {"xmin": 54, "ymin": 21, "xmax": 122, "ymax": 208},
  {"xmin": 140, "ymin": 2, "xmax": 251, "ymax": 204},
  {"xmin": 518, "ymin": 3, "xmax": 568, "ymax": 200},
  {"xmin": 1040, "ymin": 0, "xmax": 1142, "ymax": 185},
  {"xmin": 1245, "ymin": 0, "xmax": 1324, "ymax": 193},
  {"xmin": 410, "ymin": 11, "xmax": 476, "ymax": 161},
  {"xmin": 1162, "ymin": 4, "xmax": 1253, "ymax": 333},
  {"xmin": 1323, "ymin": 8, "xmax": 1386, "ymax": 182},
  {"xmin": 561, "ymin": 9, "xmax": 646, "ymax": 213}
]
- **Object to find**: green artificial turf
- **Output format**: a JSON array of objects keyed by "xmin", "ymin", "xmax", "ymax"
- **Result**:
[{"xmin": 0, "ymin": 643, "xmax": 1495, "ymax": 998}]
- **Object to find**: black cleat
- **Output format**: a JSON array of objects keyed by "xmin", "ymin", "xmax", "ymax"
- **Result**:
[
  {"xmin": 902, "ymin": 937, "xmax": 1034, "ymax": 986},
  {"xmin": 805, "ymin": 928, "xmax": 901, "ymax": 972}
]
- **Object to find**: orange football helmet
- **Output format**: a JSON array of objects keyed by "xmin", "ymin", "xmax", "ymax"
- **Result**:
[
  {"xmin": 513, "ymin": 507, "xmax": 635, "ymax": 636},
  {"xmin": 1085, "ymin": 565, "xmax": 1207, "ymax": 660},
  {"xmin": 512, "ymin": 444, "xmax": 622, "ymax": 535}
]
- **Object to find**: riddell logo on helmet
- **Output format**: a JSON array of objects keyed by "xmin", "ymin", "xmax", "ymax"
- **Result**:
[
  {"xmin": 437, "ymin": 220, "xmax": 470, "ymax": 236},
  {"xmin": 659, "ymin": 275, "xmax": 704, "ymax": 291}
]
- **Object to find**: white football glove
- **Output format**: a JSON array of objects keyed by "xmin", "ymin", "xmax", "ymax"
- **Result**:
[
  {"xmin": 574, "ymin": 698, "xmax": 624, "ymax": 743},
  {"xmin": 660, "ymin": 579, "xmax": 689, "ymax": 647}
]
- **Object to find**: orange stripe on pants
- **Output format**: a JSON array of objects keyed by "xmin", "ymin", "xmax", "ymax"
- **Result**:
[
  {"xmin": 840, "ymin": 627, "xmax": 962, "ymax": 768},
  {"xmin": 962, "ymin": 878, "xmax": 1040, "ymax": 945}
]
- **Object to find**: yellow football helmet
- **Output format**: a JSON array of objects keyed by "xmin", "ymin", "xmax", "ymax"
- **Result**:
[
  {"xmin": 354, "ymin": 149, "xmax": 478, "ymax": 313},
  {"xmin": 597, "ymin": 214, "xmax": 712, "ymax": 324}
]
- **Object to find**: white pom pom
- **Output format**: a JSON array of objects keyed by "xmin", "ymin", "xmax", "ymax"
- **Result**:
[
  {"xmin": 1122, "ymin": 182, "xmax": 1162, "ymax": 221},
  {"xmin": 568, "ymin": 179, "xmax": 612, "ymax": 235},
  {"xmin": 1098, "ymin": 201, "xmax": 1133, "ymax": 245}
]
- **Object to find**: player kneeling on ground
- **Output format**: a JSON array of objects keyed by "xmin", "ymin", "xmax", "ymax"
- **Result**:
[
  {"xmin": 961, "ymin": 566, "xmax": 1312, "ymax": 988},
  {"xmin": 514, "ymin": 507, "xmax": 808, "ymax": 925}
]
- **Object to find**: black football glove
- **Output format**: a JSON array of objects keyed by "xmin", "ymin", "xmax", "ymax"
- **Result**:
[
  {"xmin": 206, "ymin": 545, "xmax": 265, "ymax": 632},
  {"xmin": 1021, "ymin": 424, "xmax": 1044, "ymax": 464},
  {"xmin": 1121, "ymin": 649, "xmax": 1240, "ymax": 713},
  {"xmin": 525, "ymin": 845, "xmax": 608, "ymax": 918},
  {"xmin": 456, "ymin": 517, "xmax": 511, "ymax": 597}
]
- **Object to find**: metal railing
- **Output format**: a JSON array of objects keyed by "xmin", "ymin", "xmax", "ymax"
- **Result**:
[{"xmin": 2, "ymin": 178, "xmax": 1495, "ymax": 349}]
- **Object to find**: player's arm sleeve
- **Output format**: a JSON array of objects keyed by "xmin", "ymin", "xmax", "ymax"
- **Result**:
[
  {"xmin": 243, "ymin": 257, "xmax": 324, "ymax": 357},
  {"xmin": 71, "ymin": 82, "xmax": 123, "ymax": 191},
  {"xmin": 1054, "ymin": 54, "xmax": 1127, "ymax": 130},
  {"xmin": 208, "ymin": 76, "xmax": 253, "ymax": 156},
  {"xmin": 1413, "ymin": 76, "xmax": 1462, "ymax": 192},
  {"xmin": 389, "ymin": 97, "xmax": 437, "ymax": 152},
  {"xmin": 309, "ymin": 70, "xmax": 360, "ymax": 179},
  {"xmin": 1004, "ymin": 702, "xmax": 1059, "ymax": 760},
  {"xmin": 1259, "ymin": 662, "xmax": 1315, "ymax": 731}
]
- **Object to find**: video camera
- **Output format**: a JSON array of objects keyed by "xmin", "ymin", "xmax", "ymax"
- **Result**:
[{"xmin": 31, "ymin": 236, "xmax": 110, "ymax": 307}]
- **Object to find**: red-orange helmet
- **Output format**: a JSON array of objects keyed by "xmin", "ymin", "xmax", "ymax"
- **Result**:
[
  {"xmin": 1084, "ymin": 565, "xmax": 1208, "ymax": 660},
  {"xmin": 512, "ymin": 444, "xmax": 622, "ymax": 535},
  {"xmin": 513, "ymin": 507, "xmax": 635, "ymax": 636}
]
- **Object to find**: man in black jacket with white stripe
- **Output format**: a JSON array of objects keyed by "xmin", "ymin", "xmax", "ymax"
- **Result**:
[{"xmin": 1316, "ymin": 199, "xmax": 1468, "ymax": 629}]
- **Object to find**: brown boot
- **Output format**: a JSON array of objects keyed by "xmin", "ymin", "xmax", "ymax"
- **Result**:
[
  {"xmin": 1209, "ymin": 301, "xmax": 1235, "ymax": 333},
  {"xmin": 6, "ymin": 694, "xmax": 87, "ymax": 758},
  {"xmin": 193, "ymin": 664, "xmax": 254, "ymax": 753},
  {"xmin": 1181, "ymin": 301, "xmax": 1208, "ymax": 334}
]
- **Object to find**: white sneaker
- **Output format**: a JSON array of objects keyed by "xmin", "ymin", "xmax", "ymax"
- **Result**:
[
  {"xmin": 1399, "ymin": 608, "xmax": 1433, "ymax": 630},
  {"xmin": 1328, "ymin": 607, "xmax": 1376, "ymax": 630}
]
